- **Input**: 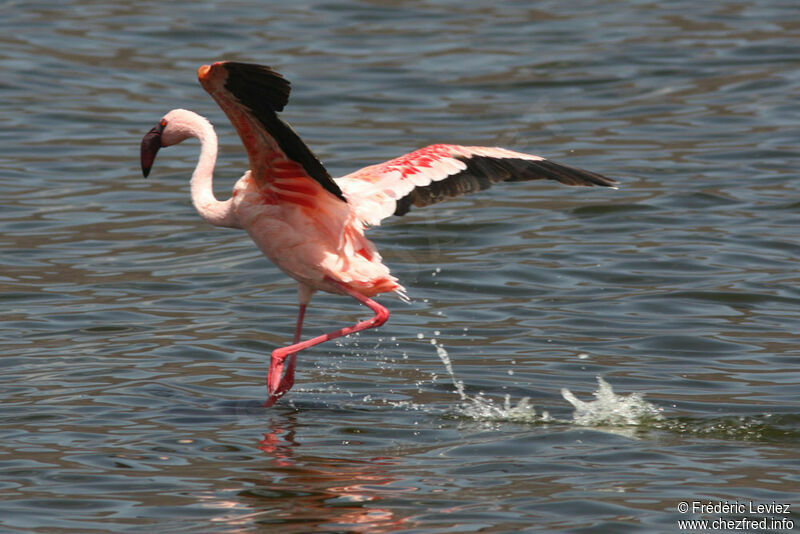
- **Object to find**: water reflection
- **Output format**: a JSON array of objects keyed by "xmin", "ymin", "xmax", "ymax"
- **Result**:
[{"xmin": 245, "ymin": 420, "xmax": 408, "ymax": 532}]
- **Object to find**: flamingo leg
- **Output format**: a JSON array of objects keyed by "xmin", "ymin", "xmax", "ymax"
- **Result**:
[
  {"xmin": 269, "ymin": 303, "xmax": 305, "ymax": 399},
  {"xmin": 263, "ymin": 277, "xmax": 390, "ymax": 406}
]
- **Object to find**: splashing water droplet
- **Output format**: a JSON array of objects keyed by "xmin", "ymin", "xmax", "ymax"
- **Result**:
[
  {"xmin": 433, "ymin": 343, "xmax": 545, "ymax": 422},
  {"xmin": 562, "ymin": 377, "xmax": 664, "ymax": 426},
  {"xmin": 430, "ymin": 345, "xmax": 661, "ymax": 427},
  {"xmin": 435, "ymin": 343, "xmax": 466, "ymax": 400}
]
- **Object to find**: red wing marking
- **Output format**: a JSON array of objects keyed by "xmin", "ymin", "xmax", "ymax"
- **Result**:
[
  {"xmin": 338, "ymin": 144, "xmax": 616, "ymax": 226},
  {"xmin": 272, "ymin": 181, "xmax": 320, "ymax": 196},
  {"xmin": 271, "ymin": 191, "xmax": 318, "ymax": 209},
  {"xmin": 374, "ymin": 144, "xmax": 454, "ymax": 179}
]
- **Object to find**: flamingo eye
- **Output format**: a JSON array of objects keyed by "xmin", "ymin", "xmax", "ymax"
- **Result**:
[{"xmin": 160, "ymin": 119, "xmax": 167, "ymax": 127}]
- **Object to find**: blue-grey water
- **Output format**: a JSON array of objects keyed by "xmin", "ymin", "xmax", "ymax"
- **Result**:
[{"xmin": 2, "ymin": 1, "xmax": 799, "ymax": 532}]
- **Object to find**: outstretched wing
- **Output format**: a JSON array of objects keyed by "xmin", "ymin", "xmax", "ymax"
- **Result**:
[
  {"xmin": 337, "ymin": 144, "xmax": 617, "ymax": 226},
  {"xmin": 198, "ymin": 62, "xmax": 346, "ymax": 204}
]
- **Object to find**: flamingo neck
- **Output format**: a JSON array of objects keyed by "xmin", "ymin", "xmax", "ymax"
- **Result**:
[{"xmin": 185, "ymin": 113, "xmax": 239, "ymax": 228}]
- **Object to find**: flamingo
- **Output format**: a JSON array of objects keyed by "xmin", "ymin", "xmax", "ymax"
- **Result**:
[{"xmin": 140, "ymin": 61, "xmax": 616, "ymax": 406}]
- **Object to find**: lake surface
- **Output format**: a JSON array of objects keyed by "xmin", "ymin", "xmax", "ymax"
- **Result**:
[{"xmin": 2, "ymin": 1, "xmax": 799, "ymax": 532}]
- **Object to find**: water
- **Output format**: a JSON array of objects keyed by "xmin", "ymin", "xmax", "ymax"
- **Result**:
[{"xmin": 2, "ymin": 0, "xmax": 799, "ymax": 531}]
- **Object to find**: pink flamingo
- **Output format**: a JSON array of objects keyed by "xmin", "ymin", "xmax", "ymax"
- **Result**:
[{"xmin": 140, "ymin": 62, "xmax": 616, "ymax": 406}]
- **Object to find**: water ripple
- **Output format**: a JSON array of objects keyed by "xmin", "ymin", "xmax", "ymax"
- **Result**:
[{"xmin": 2, "ymin": 0, "xmax": 800, "ymax": 531}]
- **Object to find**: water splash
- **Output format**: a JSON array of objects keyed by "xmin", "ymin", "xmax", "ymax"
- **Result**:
[
  {"xmin": 435, "ymin": 342, "xmax": 550, "ymax": 423},
  {"xmin": 389, "ymin": 344, "xmax": 793, "ymax": 442},
  {"xmin": 456, "ymin": 392, "xmax": 551, "ymax": 424},
  {"xmin": 435, "ymin": 344, "xmax": 661, "ymax": 427},
  {"xmin": 562, "ymin": 377, "xmax": 664, "ymax": 426},
  {"xmin": 435, "ymin": 343, "xmax": 465, "ymax": 400}
]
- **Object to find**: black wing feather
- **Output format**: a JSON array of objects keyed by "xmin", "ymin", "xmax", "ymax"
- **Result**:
[
  {"xmin": 394, "ymin": 156, "xmax": 616, "ymax": 216},
  {"xmin": 221, "ymin": 62, "xmax": 346, "ymax": 202}
]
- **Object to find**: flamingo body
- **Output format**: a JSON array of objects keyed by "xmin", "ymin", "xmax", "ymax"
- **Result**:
[
  {"xmin": 140, "ymin": 61, "xmax": 616, "ymax": 405},
  {"xmin": 231, "ymin": 169, "xmax": 398, "ymax": 300}
]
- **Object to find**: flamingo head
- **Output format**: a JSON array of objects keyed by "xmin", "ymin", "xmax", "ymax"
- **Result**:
[{"xmin": 140, "ymin": 109, "xmax": 199, "ymax": 178}]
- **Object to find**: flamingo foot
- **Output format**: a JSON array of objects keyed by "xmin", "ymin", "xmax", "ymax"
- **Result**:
[{"xmin": 263, "ymin": 349, "xmax": 297, "ymax": 407}]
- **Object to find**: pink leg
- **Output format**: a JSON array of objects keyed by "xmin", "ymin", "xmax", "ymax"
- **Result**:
[
  {"xmin": 263, "ymin": 278, "xmax": 390, "ymax": 407},
  {"xmin": 274, "ymin": 303, "xmax": 306, "ymax": 394}
]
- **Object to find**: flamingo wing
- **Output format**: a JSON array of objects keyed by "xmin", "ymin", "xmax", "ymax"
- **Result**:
[
  {"xmin": 198, "ymin": 61, "xmax": 346, "ymax": 203},
  {"xmin": 337, "ymin": 144, "xmax": 617, "ymax": 226}
]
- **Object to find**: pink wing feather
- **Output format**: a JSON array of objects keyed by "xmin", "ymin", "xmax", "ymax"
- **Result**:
[{"xmin": 337, "ymin": 144, "xmax": 616, "ymax": 226}]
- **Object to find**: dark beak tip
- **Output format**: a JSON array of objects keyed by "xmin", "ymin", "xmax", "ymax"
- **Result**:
[{"xmin": 140, "ymin": 124, "xmax": 163, "ymax": 178}]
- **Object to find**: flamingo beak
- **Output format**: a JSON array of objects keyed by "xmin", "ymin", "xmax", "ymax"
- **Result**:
[{"xmin": 140, "ymin": 121, "xmax": 165, "ymax": 178}]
